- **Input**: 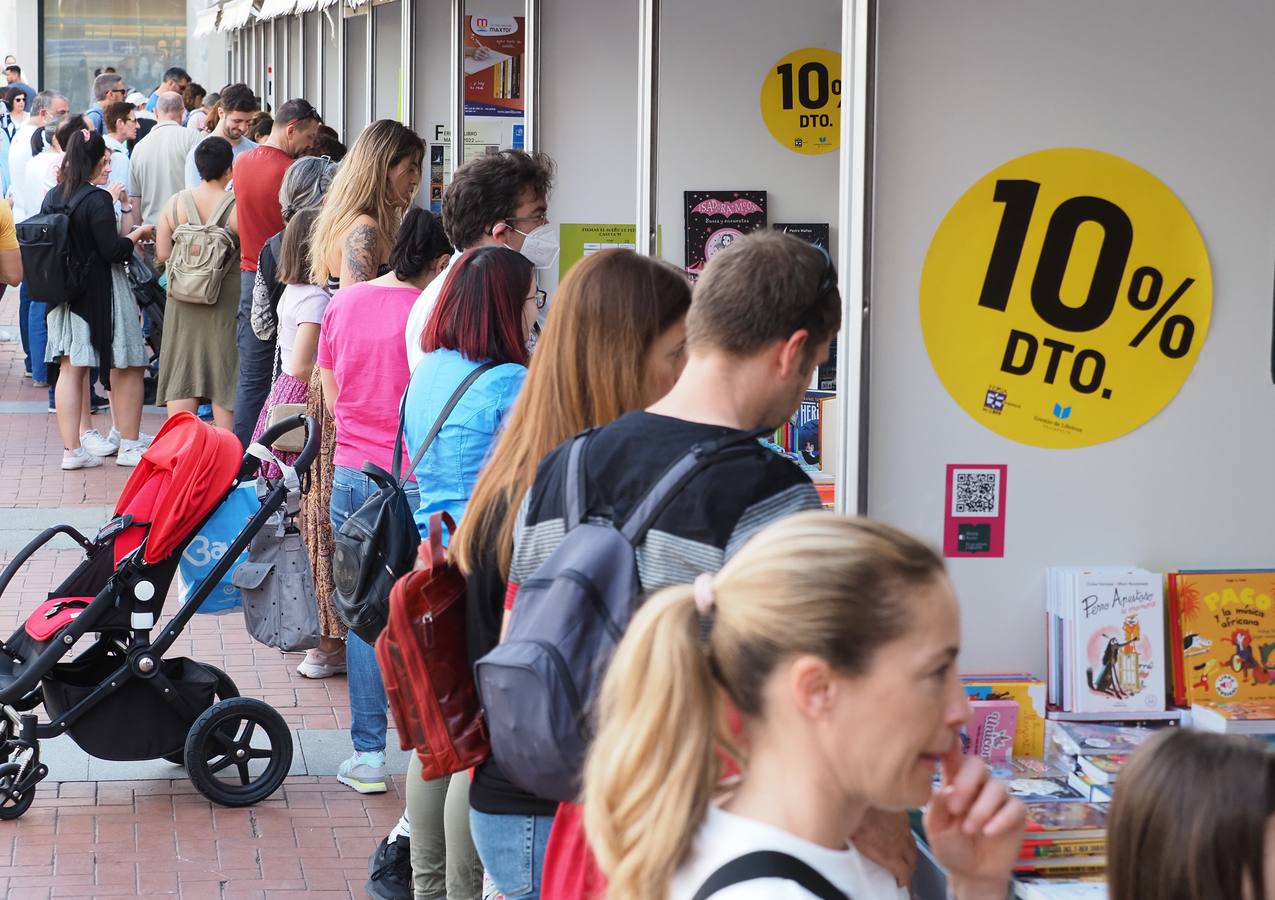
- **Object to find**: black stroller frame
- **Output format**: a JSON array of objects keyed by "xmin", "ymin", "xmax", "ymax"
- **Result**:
[{"xmin": 0, "ymin": 416, "xmax": 319, "ymax": 818}]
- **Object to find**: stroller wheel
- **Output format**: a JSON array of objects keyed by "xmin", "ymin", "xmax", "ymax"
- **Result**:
[
  {"xmin": 164, "ymin": 664, "xmax": 240, "ymax": 765},
  {"xmin": 0, "ymin": 762, "xmax": 36, "ymax": 820},
  {"xmin": 185, "ymin": 697, "xmax": 292, "ymax": 807}
]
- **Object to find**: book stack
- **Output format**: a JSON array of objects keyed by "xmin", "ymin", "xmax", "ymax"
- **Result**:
[
  {"xmin": 1046, "ymin": 567, "xmax": 1166, "ymax": 717},
  {"xmin": 1191, "ymin": 700, "xmax": 1275, "ymax": 735},
  {"xmin": 1014, "ymin": 800, "xmax": 1108, "ymax": 878},
  {"xmin": 993, "ymin": 757, "xmax": 1084, "ymax": 804},
  {"xmin": 964, "ymin": 675, "xmax": 1047, "ymax": 756},
  {"xmin": 1051, "ymin": 722, "xmax": 1163, "ymax": 802}
]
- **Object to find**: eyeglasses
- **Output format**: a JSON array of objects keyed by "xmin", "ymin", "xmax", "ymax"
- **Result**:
[
  {"xmin": 505, "ymin": 213, "xmax": 548, "ymax": 229},
  {"xmin": 527, "ymin": 289, "xmax": 547, "ymax": 310}
]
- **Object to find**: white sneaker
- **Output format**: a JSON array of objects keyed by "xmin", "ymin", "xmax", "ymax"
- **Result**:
[
  {"xmin": 80, "ymin": 429, "xmax": 117, "ymax": 458},
  {"xmin": 109, "ymin": 427, "xmax": 153, "ymax": 449},
  {"xmin": 62, "ymin": 448, "xmax": 103, "ymax": 471},
  {"xmin": 116, "ymin": 444, "xmax": 145, "ymax": 467}
]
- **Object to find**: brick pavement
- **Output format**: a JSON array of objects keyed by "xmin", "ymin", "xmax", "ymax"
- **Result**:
[{"xmin": 0, "ymin": 289, "xmax": 399, "ymax": 898}]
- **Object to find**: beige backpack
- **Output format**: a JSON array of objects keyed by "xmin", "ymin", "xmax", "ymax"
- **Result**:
[{"xmin": 167, "ymin": 190, "xmax": 237, "ymax": 305}]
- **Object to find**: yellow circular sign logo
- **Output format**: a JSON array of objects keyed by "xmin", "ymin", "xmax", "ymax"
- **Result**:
[
  {"xmin": 759, "ymin": 48, "xmax": 841, "ymax": 155},
  {"xmin": 920, "ymin": 148, "xmax": 1212, "ymax": 449}
]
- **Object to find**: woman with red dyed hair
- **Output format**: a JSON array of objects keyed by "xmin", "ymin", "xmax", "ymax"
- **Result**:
[{"xmin": 396, "ymin": 244, "xmax": 537, "ymax": 898}]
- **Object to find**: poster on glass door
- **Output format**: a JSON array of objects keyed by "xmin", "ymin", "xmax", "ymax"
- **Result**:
[{"xmin": 464, "ymin": 15, "xmax": 526, "ymax": 118}]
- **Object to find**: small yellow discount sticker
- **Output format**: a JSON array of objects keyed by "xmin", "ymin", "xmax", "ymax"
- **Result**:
[
  {"xmin": 759, "ymin": 48, "xmax": 841, "ymax": 155},
  {"xmin": 920, "ymin": 148, "xmax": 1212, "ymax": 449}
]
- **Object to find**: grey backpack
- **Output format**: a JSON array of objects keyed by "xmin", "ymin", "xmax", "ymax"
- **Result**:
[
  {"xmin": 232, "ymin": 478, "xmax": 320, "ymax": 652},
  {"xmin": 474, "ymin": 427, "xmax": 763, "ymax": 802}
]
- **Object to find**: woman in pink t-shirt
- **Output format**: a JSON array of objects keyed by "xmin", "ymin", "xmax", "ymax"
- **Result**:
[{"xmin": 315, "ymin": 208, "xmax": 452, "ymax": 798}]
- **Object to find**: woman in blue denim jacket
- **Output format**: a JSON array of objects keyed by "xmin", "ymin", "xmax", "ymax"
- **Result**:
[{"xmin": 398, "ymin": 244, "xmax": 538, "ymax": 900}]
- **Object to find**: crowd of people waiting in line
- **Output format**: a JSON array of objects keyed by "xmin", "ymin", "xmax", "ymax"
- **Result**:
[{"xmin": 0, "ymin": 60, "xmax": 1267, "ymax": 900}]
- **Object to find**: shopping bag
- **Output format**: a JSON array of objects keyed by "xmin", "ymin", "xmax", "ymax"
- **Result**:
[{"xmin": 178, "ymin": 482, "xmax": 258, "ymax": 614}]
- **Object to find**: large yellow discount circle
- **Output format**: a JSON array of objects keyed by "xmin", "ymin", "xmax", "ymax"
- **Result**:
[
  {"xmin": 920, "ymin": 148, "xmax": 1212, "ymax": 449},
  {"xmin": 759, "ymin": 48, "xmax": 841, "ymax": 155}
]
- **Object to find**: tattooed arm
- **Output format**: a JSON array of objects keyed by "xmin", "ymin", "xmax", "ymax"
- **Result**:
[{"xmin": 340, "ymin": 220, "xmax": 381, "ymax": 288}]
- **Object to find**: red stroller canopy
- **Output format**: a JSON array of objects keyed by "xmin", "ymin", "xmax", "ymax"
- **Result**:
[{"xmin": 112, "ymin": 412, "xmax": 245, "ymax": 564}]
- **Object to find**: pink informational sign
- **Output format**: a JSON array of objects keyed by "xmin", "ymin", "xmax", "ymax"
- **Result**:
[{"xmin": 943, "ymin": 464, "xmax": 1007, "ymax": 558}]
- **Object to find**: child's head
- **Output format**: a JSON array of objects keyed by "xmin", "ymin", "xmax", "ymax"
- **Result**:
[{"xmin": 1109, "ymin": 728, "xmax": 1275, "ymax": 900}]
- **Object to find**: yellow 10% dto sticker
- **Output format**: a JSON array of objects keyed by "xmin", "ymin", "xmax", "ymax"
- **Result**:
[
  {"xmin": 920, "ymin": 147, "xmax": 1212, "ymax": 449},
  {"xmin": 759, "ymin": 48, "xmax": 841, "ymax": 155}
]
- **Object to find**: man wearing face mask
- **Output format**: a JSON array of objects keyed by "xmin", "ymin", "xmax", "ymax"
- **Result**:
[
  {"xmin": 403, "ymin": 149, "xmax": 557, "ymax": 371},
  {"xmin": 183, "ymin": 83, "xmax": 259, "ymax": 189}
]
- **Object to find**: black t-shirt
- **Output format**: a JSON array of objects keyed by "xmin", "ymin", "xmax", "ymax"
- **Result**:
[{"xmin": 471, "ymin": 412, "xmax": 822, "ymax": 815}]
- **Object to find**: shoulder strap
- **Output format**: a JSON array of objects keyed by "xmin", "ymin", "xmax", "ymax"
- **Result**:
[
  {"xmin": 179, "ymin": 190, "xmax": 201, "ymax": 226},
  {"xmin": 619, "ymin": 427, "xmax": 769, "ymax": 544},
  {"xmin": 561, "ymin": 431, "xmax": 593, "ymax": 531},
  {"xmin": 65, "ymin": 184, "xmax": 98, "ymax": 218},
  {"xmin": 393, "ymin": 360, "xmax": 500, "ymax": 484},
  {"xmin": 690, "ymin": 851, "xmax": 851, "ymax": 900},
  {"xmin": 209, "ymin": 190, "xmax": 236, "ymax": 228}
]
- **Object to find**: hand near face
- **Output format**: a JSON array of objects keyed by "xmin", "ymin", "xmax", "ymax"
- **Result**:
[
  {"xmin": 923, "ymin": 743, "xmax": 1025, "ymax": 900},
  {"xmin": 850, "ymin": 808, "xmax": 917, "ymax": 888}
]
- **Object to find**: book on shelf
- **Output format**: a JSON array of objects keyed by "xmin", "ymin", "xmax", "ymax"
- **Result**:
[
  {"xmin": 1046, "ymin": 567, "xmax": 1166, "ymax": 716},
  {"xmin": 1019, "ymin": 838, "xmax": 1108, "ymax": 861},
  {"xmin": 1014, "ymin": 879, "xmax": 1108, "ymax": 900},
  {"xmin": 993, "ymin": 758, "xmax": 1085, "ymax": 803},
  {"xmin": 1074, "ymin": 754, "xmax": 1125, "ymax": 785},
  {"xmin": 1051, "ymin": 721, "xmax": 1163, "ymax": 758},
  {"xmin": 1190, "ymin": 700, "xmax": 1275, "ymax": 734},
  {"xmin": 965, "ymin": 676, "xmax": 1047, "ymax": 756},
  {"xmin": 1022, "ymin": 801, "xmax": 1108, "ymax": 842},
  {"xmin": 1171, "ymin": 570, "xmax": 1275, "ymax": 706},
  {"xmin": 1066, "ymin": 769, "xmax": 1113, "ymax": 803},
  {"xmin": 963, "ymin": 700, "xmax": 1018, "ymax": 761},
  {"xmin": 1014, "ymin": 857, "xmax": 1107, "ymax": 875}
]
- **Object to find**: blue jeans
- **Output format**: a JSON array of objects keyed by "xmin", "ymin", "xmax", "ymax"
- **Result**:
[
  {"xmin": 233, "ymin": 270, "xmax": 276, "ymax": 448},
  {"xmin": 25, "ymin": 286, "xmax": 51, "ymax": 402},
  {"xmin": 469, "ymin": 811, "xmax": 554, "ymax": 899},
  {"xmin": 17, "ymin": 283, "xmax": 30, "ymax": 374},
  {"xmin": 330, "ymin": 465, "xmax": 419, "ymax": 753}
]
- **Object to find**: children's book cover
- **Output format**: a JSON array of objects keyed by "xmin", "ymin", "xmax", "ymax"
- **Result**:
[
  {"xmin": 1075, "ymin": 753, "xmax": 1126, "ymax": 784},
  {"xmin": 1073, "ymin": 572, "xmax": 1165, "ymax": 714},
  {"xmin": 962, "ymin": 700, "xmax": 1017, "ymax": 761},
  {"xmin": 1022, "ymin": 801, "xmax": 1108, "ymax": 838},
  {"xmin": 965, "ymin": 678, "xmax": 1047, "ymax": 756},
  {"xmin": 683, "ymin": 191, "xmax": 767, "ymax": 281},
  {"xmin": 1177, "ymin": 571, "xmax": 1275, "ymax": 704},
  {"xmin": 1194, "ymin": 699, "xmax": 1275, "ymax": 720}
]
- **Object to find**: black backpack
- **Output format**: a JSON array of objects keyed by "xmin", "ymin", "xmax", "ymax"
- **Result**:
[
  {"xmin": 16, "ymin": 184, "xmax": 95, "ymax": 308},
  {"xmin": 475, "ymin": 427, "xmax": 764, "ymax": 802},
  {"xmin": 691, "ymin": 851, "xmax": 851, "ymax": 900},
  {"xmin": 331, "ymin": 361, "xmax": 497, "ymax": 644}
]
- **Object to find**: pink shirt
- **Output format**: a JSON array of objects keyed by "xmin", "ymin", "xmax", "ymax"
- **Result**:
[{"xmin": 317, "ymin": 281, "xmax": 420, "ymax": 475}]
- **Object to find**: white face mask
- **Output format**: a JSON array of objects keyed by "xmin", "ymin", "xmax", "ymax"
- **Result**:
[{"xmin": 513, "ymin": 223, "xmax": 559, "ymax": 270}]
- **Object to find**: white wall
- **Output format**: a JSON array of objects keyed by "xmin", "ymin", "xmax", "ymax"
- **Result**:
[
  {"xmin": 656, "ymin": 0, "xmax": 842, "ymax": 267},
  {"xmin": 869, "ymin": 0, "xmax": 1275, "ymax": 673},
  {"xmin": 373, "ymin": 1, "xmax": 403, "ymax": 121},
  {"xmin": 0, "ymin": 0, "xmax": 41, "ymax": 88}
]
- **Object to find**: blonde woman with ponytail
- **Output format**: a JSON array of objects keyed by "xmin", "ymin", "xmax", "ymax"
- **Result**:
[{"xmin": 584, "ymin": 513, "xmax": 1026, "ymax": 900}]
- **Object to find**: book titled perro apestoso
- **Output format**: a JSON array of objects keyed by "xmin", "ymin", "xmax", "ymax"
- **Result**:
[{"xmin": 1049, "ymin": 568, "xmax": 1165, "ymax": 715}]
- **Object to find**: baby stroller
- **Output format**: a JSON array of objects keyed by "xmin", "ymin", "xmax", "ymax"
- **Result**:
[{"xmin": 0, "ymin": 412, "xmax": 318, "ymax": 819}]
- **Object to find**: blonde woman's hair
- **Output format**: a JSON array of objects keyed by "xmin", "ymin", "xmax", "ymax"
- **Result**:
[
  {"xmin": 308, "ymin": 119, "xmax": 424, "ymax": 286},
  {"xmin": 582, "ymin": 513, "xmax": 945, "ymax": 900}
]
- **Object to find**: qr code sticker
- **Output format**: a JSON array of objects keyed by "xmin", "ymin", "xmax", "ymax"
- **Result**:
[{"xmin": 952, "ymin": 469, "xmax": 1000, "ymax": 517}]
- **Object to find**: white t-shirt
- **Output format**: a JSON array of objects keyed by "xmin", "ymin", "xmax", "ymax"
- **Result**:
[
  {"xmin": 6, "ymin": 122, "xmax": 37, "ymax": 202},
  {"xmin": 277, "ymin": 283, "xmax": 332, "ymax": 364},
  {"xmin": 14, "ymin": 150, "xmax": 61, "ymax": 223},
  {"xmin": 669, "ymin": 806, "xmax": 909, "ymax": 900},
  {"xmin": 404, "ymin": 248, "xmax": 463, "ymax": 371}
]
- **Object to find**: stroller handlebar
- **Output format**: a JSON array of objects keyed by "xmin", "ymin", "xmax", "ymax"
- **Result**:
[{"xmin": 251, "ymin": 415, "xmax": 320, "ymax": 476}]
